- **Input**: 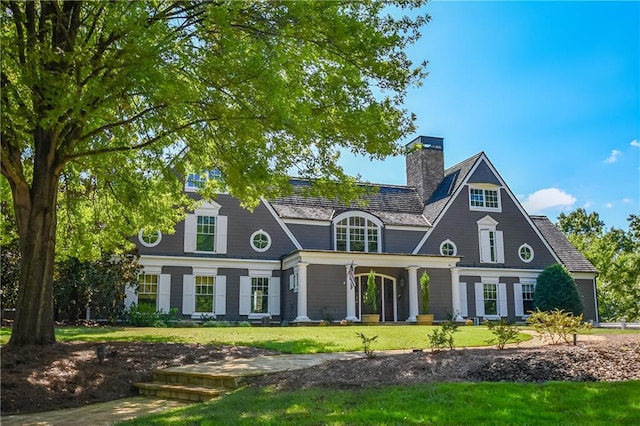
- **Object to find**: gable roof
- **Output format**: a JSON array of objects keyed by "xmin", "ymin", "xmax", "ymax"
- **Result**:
[
  {"xmin": 530, "ymin": 216, "xmax": 598, "ymax": 274},
  {"xmin": 270, "ymin": 180, "xmax": 430, "ymax": 227}
]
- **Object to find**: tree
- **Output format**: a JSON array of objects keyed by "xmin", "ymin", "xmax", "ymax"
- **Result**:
[
  {"xmin": 558, "ymin": 210, "xmax": 640, "ymax": 321},
  {"xmin": 1, "ymin": 1, "xmax": 428, "ymax": 345},
  {"xmin": 533, "ymin": 264, "xmax": 583, "ymax": 315}
]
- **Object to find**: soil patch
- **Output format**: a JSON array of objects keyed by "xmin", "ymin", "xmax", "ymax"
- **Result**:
[{"xmin": 1, "ymin": 334, "xmax": 638, "ymax": 416}]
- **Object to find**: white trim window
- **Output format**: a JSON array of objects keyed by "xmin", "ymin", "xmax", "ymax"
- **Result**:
[
  {"xmin": 250, "ymin": 230, "xmax": 272, "ymax": 252},
  {"xmin": 477, "ymin": 216, "xmax": 504, "ymax": 264},
  {"xmin": 334, "ymin": 212, "xmax": 382, "ymax": 253},
  {"xmin": 469, "ymin": 185, "xmax": 502, "ymax": 212},
  {"xmin": 138, "ymin": 273, "xmax": 158, "ymax": 307},
  {"xmin": 182, "ymin": 273, "xmax": 227, "ymax": 317},
  {"xmin": 125, "ymin": 272, "xmax": 171, "ymax": 312},
  {"xmin": 184, "ymin": 201, "xmax": 228, "ymax": 254},
  {"xmin": 475, "ymin": 281, "xmax": 507, "ymax": 319},
  {"xmin": 514, "ymin": 281, "xmax": 536, "ymax": 317},
  {"xmin": 239, "ymin": 275, "xmax": 281, "ymax": 317},
  {"xmin": 518, "ymin": 243, "xmax": 534, "ymax": 263},
  {"xmin": 138, "ymin": 229, "xmax": 162, "ymax": 248},
  {"xmin": 440, "ymin": 239, "xmax": 457, "ymax": 256}
]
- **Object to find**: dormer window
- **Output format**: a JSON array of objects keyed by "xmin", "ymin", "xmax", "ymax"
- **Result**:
[
  {"xmin": 333, "ymin": 212, "xmax": 382, "ymax": 253},
  {"xmin": 477, "ymin": 215, "xmax": 504, "ymax": 264},
  {"xmin": 469, "ymin": 185, "xmax": 501, "ymax": 212},
  {"xmin": 185, "ymin": 169, "xmax": 223, "ymax": 192}
]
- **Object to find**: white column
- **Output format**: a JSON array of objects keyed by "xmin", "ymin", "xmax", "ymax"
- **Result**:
[
  {"xmin": 294, "ymin": 263, "xmax": 310, "ymax": 322},
  {"xmin": 451, "ymin": 267, "xmax": 463, "ymax": 320},
  {"xmin": 406, "ymin": 266, "xmax": 419, "ymax": 322},
  {"xmin": 345, "ymin": 264, "xmax": 358, "ymax": 321}
]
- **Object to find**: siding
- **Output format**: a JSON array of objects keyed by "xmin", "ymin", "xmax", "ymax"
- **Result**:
[
  {"xmin": 461, "ymin": 275, "xmax": 482, "ymax": 318},
  {"xmin": 385, "ymin": 229, "xmax": 427, "ymax": 254},
  {"xmin": 162, "ymin": 266, "xmax": 192, "ymax": 315},
  {"xmin": 307, "ymin": 265, "xmax": 347, "ymax": 320},
  {"xmin": 420, "ymin": 186, "xmax": 557, "ymax": 269},
  {"xmin": 287, "ymin": 223, "xmax": 331, "ymax": 250},
  {"xmin": 576, "ymin": 278, "xmax": 597, "ymax": 321},
  {"xmin": 422, "ymin": 268, "xmax": 452, "ymax": 321},
  {"xmin": 467, "ymin": 160, "xmax": 501, "ymax": 185}
]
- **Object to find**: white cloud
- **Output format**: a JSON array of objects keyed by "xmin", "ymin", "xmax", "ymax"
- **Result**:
[
  {"xmin": 604, "ymin": 149, "xmax": 622, "ymax": 164},
  {"xmin": 631, "ymin": 139, "xmax": 640, "ymax": 148},
  {"xmin": 521, "ymin": 188, "xmax": 576, "ymax": 214},
  {"xmin": 605, "ymin": 202, "xmax": 613, "ymax": 208},
  {"xmin": 622, "ymin": 198, "xmax": 632, "ymax": 204},
  {"xmin": 583, "ymin": 200, "xmax": 594, "ymax": 209}
]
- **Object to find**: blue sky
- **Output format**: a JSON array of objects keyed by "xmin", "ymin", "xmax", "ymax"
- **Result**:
[{"xmin": 339, "ymin": 1, "xmax": 639, "ymax": 230}]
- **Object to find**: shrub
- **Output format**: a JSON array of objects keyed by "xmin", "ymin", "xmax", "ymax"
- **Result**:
[
  {"xmin": 203, "ymin": 320, "xmax": 232, "ymax": 327},
  {"xmin": 237, "ymin": 321, "xmax": 252, "ymax": 327},
  {"xmin": 526, "ymin": 308, "xmax": 591, "ymax": 345},
  {"xmin": 127, "ymin": 303, "xmax": 164, "ymax": 327},
  {"xmin": 534, "ymin": 264, "xmax": 583, "ymax": 315},
  {"xmin": 485, "ymin": 320, "xmax": 520, "ymax": 349},
  {"xmin": 427, "ymin": 320, "xmax": 459, "ymax": 352}
]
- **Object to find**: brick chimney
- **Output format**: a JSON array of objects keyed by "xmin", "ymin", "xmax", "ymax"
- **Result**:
[{"xmin": 406, "ymin": 136, "xmax": 444, "ymax": 204}]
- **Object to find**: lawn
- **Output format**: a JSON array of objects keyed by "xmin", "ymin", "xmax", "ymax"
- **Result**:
[
  {"xmin": 0, "ymin": 324, "xmax": 526, "ymax": 352},
  {"xmin": 119, "ymin": 380, "xmax": 640, "ymax": 425}
]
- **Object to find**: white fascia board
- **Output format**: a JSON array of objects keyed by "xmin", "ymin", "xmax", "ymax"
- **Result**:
[
  {"xmin": 260, "ymin": 197, "xmax": 303, "ymax": 249},
  {"xmin": 139, "ymin": 264, "xmax": 162, "ymax": 274},
  {"xmin": 281, "ymin": 218, "xmax": 331, "ymax": 226},
  {"xmin": 140, "ymin": 255, "xmax": 280, "ymax": 271},
  {"xmin": 385, "ymin": 224, "xmax": 431, "ymax": 232},
  {"xmin": 282, "ymin": 250, "xmax": 460, "ymax": 270},
  {"xmin": 456, "ymin": 266, "xmax": 542, "ymax": 280}
]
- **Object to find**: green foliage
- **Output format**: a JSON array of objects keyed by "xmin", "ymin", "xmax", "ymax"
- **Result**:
[
  {"xmin": 419, "ymin": 271, "xmax": 430, "ymax": 314},
  {"xmin": 126, "ymin": 304, "xmax": 176, "ymax": 328},
  {"xmin": 355, "ymin": 332, "xmax": 378, "ymax": 359},
  {"xmin": 364, "ymin": 269, "xmax": 378, "ymax": 312},
  {"xmin": 485, "ymin": 320, "xmax": 520, "ymax": 349},
  {"xmin": 427, "ymin": 320, "xmax": 459, "ymax": 352},
  {"xmin": 559, "ymin": 211, "xmax": 640, "ymax": 321},
  {"xmin": 534, "ymin": 264, "xmax": 583, "ymax": 315},
  {"xmin": 526, "ymin": 309, "xmax": 591, "ymax": 345}
]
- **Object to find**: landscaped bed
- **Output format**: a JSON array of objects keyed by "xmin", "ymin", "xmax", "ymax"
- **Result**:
[{"xmin": 0, "ymin": 326, "xmax": 638, "ymax": 417}]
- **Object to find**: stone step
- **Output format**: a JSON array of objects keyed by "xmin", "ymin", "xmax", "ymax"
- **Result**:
[
  {"xmin": 135, "ymin": 382, "xmax": 227, "ymax": 402},
  {"xmin": 153, "ymin": 370, "xmax": 243, "ymax": 389}
]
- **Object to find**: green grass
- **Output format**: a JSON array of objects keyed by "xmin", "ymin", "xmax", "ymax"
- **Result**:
[
  {"xmin": 118, "ymin": 380, "xmax": 640, "ymax": 425},
  {"xmin": 1, "ymin": 324, "xmax": 528, "ymax": 352}
]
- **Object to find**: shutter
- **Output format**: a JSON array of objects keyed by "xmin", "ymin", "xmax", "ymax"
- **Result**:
[
  {"xmin": 479, "ymin": 230, "xmax": 490, "ymax": 263},
  {"xmin": 459, "ymin": 282, "xmax": 468, "ymax": 317},
  {"xmin": 215, "ymin": 215, "xmax": 228, "ymax": 254},
  {"xmin": 182, "ymin": 275, "xmax": 195, "ymax": 315},
  {"xmin": 239, "ymin": 276, "xmax": 251, "ymax": 315},
  {"xmin": 184, "ymin": 214, "xmax": 196, "ymax": 253},
  {"xmin": 475, "ymin": 282, "xmax": 485, "ymax": 317},
  {"xmin": 158, "ymin": 274, "xmax": 171, "ymax": 313},
  {"xmin": 124, "ymin": 283, "xmax": 137, "ymax": 309},
  {"xmin": 514, "ymin": 283, "xmax": 523, "ymax": 317},
  {"xmin": 496, "ymin": 231, "xmax": 505, "ymax": 263},
  {"xmin": 498, "ymin": 283, "xmax": 508, "ymax": 317},
  {"xmin": 269, "ymin": 277, "xmax": 281, "ymax": 316},
  {"xmin": 214, "ymin": 276, "xmax": 226, "ymax": 315}
]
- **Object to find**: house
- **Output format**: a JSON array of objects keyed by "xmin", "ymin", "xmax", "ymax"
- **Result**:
[{"xmin": 126, "ymin": 136, "xmax": 599, "ymax": 323}]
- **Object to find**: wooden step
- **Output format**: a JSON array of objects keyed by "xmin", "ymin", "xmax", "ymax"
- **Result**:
[{"xmin": 135, "ymin": 382, "xmax": 226, "ymax": 402}]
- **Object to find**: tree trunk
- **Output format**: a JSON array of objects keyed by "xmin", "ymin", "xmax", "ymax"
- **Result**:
[{"xmin": 8, "ymin": 138, "xmax": 60, "ymax": 346}]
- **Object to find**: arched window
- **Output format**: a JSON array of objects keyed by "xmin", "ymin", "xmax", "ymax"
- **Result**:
[
  {"xmin": 440, "ymin": 239, "xmax": 457, "ymax": 256},
  {"xmin": 333, "ymin": 212, "xmax": 382, "ymax": 253}
]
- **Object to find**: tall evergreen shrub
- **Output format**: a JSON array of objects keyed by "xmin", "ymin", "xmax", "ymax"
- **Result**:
[{"xmin": 534, "ymin": 264, "xmax": 584, "ymax": 315}]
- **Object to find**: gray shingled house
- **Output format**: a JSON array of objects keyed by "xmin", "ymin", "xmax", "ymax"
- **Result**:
[{"xmin": 126, "ymin": 136, "xmax": 599, "ymax": 323}]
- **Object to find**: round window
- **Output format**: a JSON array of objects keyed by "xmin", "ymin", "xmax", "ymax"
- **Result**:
[
  {"xmin": 440, "ymin": 240, "xmax": 457, "ymax": 256},
  {"xmin": 518, "ymin": 244, "xmax": 534, "ymax": 263},
  {"xmin": 250, "ymin": 230, "xmax": 271, "ymax": 252},
  {"xmin": 138, "ymin": 229, "xmax": 162, "ymax": 248}
]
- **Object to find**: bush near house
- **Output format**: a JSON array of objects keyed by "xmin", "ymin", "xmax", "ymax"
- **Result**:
[{"xmin": 534, "ymin": 264, "xmax": 584, "ymax": 315}]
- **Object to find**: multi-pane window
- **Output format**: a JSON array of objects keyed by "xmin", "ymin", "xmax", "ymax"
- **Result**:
[
  {"xmin": 483, "ymin": 283, "xmax": 498, "ymax": 316},
  {"xmin": 335, "ymin": 215, "xmax": 380, "ymax": 253},
  {"xmin": 519, "ymin": 244, "xmax": 534, "ymax": 263},
  {"xmin": 138, "ymin": 229, "xmax": 162, "ymax": 247},
  {"xmin": 251, "ymin": 277, "xmax": 270, "ymax": 314},
  {"xmin": 488, "ymin": 231, "xmax": 497, "ymax": 262},
  {"xmin": 196, "ymin": 216, "xmax": 215, "ymax": 252},
  {"xmin": 138, "ymin": 274, "xmax": 158, "ymax": 308},
  {"xmin": 195, "ymin": 276, "xmax": 215, "ymax": 313},
  {"xmin": 469, "ymin": 187, "xmax": 500, "ymax": 210},
  {"xmin": 186, "ymin": 169, "xmax": 224, "ymax": 189},
  {"xmin": 522, "ymin": 283, "xmax": 535, "ymax": 314},
  {"xmin": 440, "ymin": 240, "xmax": 457, "ymax": 256}
]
